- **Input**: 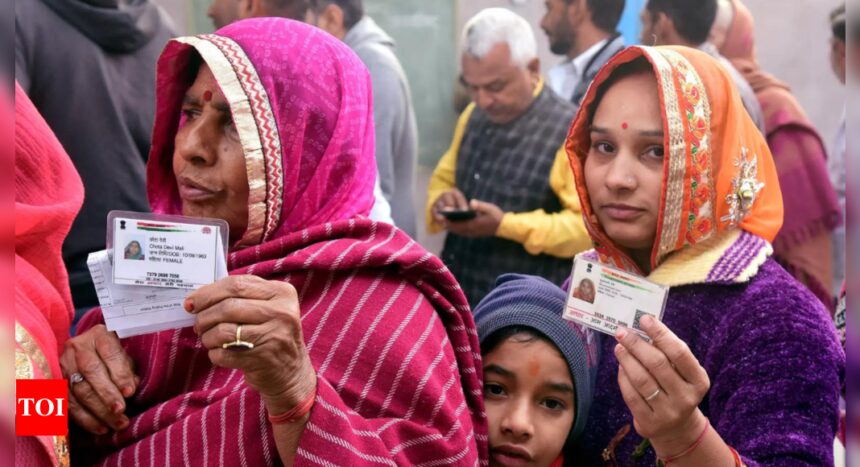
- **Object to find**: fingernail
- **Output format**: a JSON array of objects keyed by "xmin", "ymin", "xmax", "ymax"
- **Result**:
[
  {"xmin": 122, "ymin": 386, "xmax": 134, "ymax": 398},
  {"xmin": 615, "ymin": 329, "xmax": 628, "ymax": 341},
  {"xmin": 97, "ymin": 426, "xmax": 108, "ymax": 435},
  {"xmin": 112, "ymin": 401, "xmax": 124, "ymax": 414},
  {"xmin": 116, "ymin": 417, "xmax": 129, "ymax": 430},
  {"xmin": 184, "ymin": 299, "xmax": 194, "ymax": 312},
  {"xmin": 614, "ymin": 343, "xmax": 624, "ymax": 355}
]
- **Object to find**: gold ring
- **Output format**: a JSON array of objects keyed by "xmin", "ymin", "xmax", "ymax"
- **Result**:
[
  {"xmin": 222, "ymin": 324, "xmax": 255, "ymax": 349},
  {"xmin": 644, "ymin": 388, "xmax": 661, "ymax": 402}
]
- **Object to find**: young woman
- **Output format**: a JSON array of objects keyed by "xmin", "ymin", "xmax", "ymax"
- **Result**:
[{"xmin": 565, "ymin": 46, "xmax": 843, "ymax": 465}]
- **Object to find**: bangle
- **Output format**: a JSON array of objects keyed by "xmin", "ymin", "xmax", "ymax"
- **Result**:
[
  {"xmin": 267, "ymin": 386, "xmax": 317, "ymax": 425},
  {"xmin": 657, "ymin": 418, "xmax": 710, "ymax": 464},
  {"xmin": 728, "ymin": 446, "xmax": 744, "ymax": 467}
]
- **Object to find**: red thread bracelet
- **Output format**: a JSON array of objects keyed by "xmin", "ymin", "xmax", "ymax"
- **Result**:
[
  {"xmin": 728, "ymin": 446, "xmax": 744, "ymax": 466},
  {"xmin": 267, "ymin": 386, "xmax": 317, "ymax": 425},
  {"xmin": 658, "ymin": 418, "xmax": 711, "ymax": 464}
]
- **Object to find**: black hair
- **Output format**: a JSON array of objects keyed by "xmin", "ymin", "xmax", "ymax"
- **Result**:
[
  {"xmin": 587, "ymin": 56, "xmax": 655, "ymax": 126},
  {"xmin": 646, "ymin": 0, "xmax": 717, "ymax": 45},
  {"xmin": 565, "ymin": 0, "xmax": 626, "ymax": 34},
  {"xmin": 481, "ymin": 326, "xmax": 552, "ymax": 356},
  {"xmin": 588, "ymin": 0, "xmax": 626, "ymax": 33},
  {"xmin": 310, "ymin": 0, "xmax": 364, "ymax": 30},
  {"xmin": 832, "ymin": 4, "xmax": 847, "ymax": 42},
  {"xmin": 264, "ymin": 0, "xmax": 311, "ymax": 20}
]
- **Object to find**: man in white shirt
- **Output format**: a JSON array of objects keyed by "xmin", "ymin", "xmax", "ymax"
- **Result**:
[{"xmin": 540, "ymin": 0, "xmax": 626, "ymax": 106}]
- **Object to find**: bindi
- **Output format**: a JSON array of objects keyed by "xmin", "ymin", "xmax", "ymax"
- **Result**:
[
  {"xmin": 202, "ymin": 90, "xmax": 213, "ymax": 102},
  {"xmin": 528, "ymin": 359, "xmax": 540, "ymax": 377},
  {"xmin": 622, "ymin": 122, "xmax": 628, "ymax": 130}
]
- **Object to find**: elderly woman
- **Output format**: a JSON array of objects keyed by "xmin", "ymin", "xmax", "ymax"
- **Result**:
[
  {"xmin": 62, "ymin": 19, "xmax": 486, "ymax": 465},
  {"xmin": 563, "ymin": 46, "xmax": 843, "ymax": 465}
]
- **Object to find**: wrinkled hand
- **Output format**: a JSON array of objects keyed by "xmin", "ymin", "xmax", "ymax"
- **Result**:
[
  {"xmin": 60, "ymin": 324, "xmax": 139, "ymax": 434},
  {"xmin": 432, "ymin": 188, "xmax": 470, "ymax": 224},
  {"xmin": 187, "ymin": 275, "xmax": 317, "ymax": 415},
  {"xmin": 614, "ymin": 315, "xmax": 710, "ymax": 456},
  {"xmin": 444, "ymin": 200, "xmax": 505, "ymax": 238}
]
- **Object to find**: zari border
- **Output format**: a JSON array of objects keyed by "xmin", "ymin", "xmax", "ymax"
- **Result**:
[
  {"xmin": 15, "ymin": 321, "xmax": 51, "ymax": 379},
  {"xmin": 663, "ymin": 49, "xmax": 716, "ymax": 247},
  {"xmin": 174, "ymin": 35, "xmax": 284, "ymax": 247},
  {"xmin": 642, "ymin": 48, "xmax": 686, "ymax": 262}
]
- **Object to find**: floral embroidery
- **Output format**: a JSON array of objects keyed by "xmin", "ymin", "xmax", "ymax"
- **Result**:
[
  {"xmin": 683, "ymin": 80, "xmax": 701, "ymax": 106},
  {"xmin": 721, "ymin": 147, "xmax": 765, "ymax": 226},
  {"xmin": 672, "ymin": 57, "xmax": 714, "ymax": 245}
]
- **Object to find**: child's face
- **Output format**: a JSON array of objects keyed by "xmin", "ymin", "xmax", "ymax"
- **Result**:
[{"xmin": 483, "ymin": 334, "xmax": 575, "ymax": 467}]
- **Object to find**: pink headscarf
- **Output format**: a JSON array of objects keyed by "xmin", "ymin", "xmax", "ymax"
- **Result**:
[
  {"xmin": 15, "ymin": 81, "xmax": 84, "ymax": 466},
  {"xmin": 147, "ymin": 17, "xmax": 376, "ymax": 249}
]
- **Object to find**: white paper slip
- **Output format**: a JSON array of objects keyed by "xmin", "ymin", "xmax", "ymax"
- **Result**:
[
  {"xmin": 111, "ymin": 216, "xmax": 220, "ymax": 289},
  {"xmin": 87, "ymin": 233, "xmax": 228, "ymax": 338},
  {"xmin": 563, "ymin": 255, "xmax": 669, "ymax": 340}
]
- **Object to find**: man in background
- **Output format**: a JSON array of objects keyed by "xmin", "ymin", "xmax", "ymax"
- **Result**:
[
  {"xmin": 641, "ymin": 0, "xmax": 765, "ymax": 132},
  {"xmin": 541, "ymin": 0, "xmax": 626, "ymax": 106},
  {"xmin": 306, "ymin": 0, "xmax": 418, "ymax": 237},
  {"xmin": 16, "ymin": 0, "xmax": 174, "ymax": 315},
  {"xmin": 427, "ymin": 8, "xmax": 591, "ymax": 306}
]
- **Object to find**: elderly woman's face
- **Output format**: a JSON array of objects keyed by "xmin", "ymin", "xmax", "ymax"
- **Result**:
[{"xmin": 173, "ymin": 62, "xmax": 249, "ymax": 242}]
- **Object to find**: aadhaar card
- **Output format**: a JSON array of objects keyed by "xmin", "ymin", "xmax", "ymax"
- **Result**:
[
  {"xmin": 112, "ymin": 217, "xmax": 220, "ymax": 289},
  {"xmin": 563, "ymin": 255, "xmax": 669, "ymax": 340}
]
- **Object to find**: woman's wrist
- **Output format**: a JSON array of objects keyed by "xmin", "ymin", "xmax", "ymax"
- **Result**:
[
  {"xmin": 650, "ymin": 410, "xmax": 709, "ymax": 458},
  {"xmin": 260, "ymin": 366, "xmax": 318, "ymax": 416}
]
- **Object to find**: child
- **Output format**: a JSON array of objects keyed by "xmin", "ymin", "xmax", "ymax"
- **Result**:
[{"xmin": 474, "ymin": 274, "xmax": 600, "ymax": 467}]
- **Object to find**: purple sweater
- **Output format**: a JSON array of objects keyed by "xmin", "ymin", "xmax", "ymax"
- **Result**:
[{"xmin": 572, "ymin": 258, "xmax": 844, "ymax": 466}]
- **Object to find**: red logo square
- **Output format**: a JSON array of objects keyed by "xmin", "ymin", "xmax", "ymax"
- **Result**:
[{"xmin": 16, "ymin": 379, "xmax": 68, "ymax": 436}]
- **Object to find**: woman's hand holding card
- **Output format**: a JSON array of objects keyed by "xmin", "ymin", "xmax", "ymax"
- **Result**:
[{"xmin": 613, "ymin": 315, "xmax": 711, "ymax": 457}]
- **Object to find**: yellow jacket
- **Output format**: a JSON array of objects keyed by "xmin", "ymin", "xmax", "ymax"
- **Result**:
[{"xmin": 426, "ymin": 85, "xmax": 591, "ymax": 259}]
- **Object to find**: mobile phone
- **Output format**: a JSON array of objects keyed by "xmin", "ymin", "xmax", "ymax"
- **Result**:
[{"xmin": 441, "ymin": 209, "xmax": 477, "ymax": 221}]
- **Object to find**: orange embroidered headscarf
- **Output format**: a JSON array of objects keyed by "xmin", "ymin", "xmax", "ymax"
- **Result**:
[{"xmin": 566, "ymin": 46, "xmax": 783, "ymax": 275}]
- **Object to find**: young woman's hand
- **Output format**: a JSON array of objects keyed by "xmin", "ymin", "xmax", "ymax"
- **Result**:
[{"xmin": 614, "ymin": 315, "xmax": 711, "ymax": 456}]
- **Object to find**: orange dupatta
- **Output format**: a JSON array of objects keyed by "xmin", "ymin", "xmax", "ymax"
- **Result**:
[{"xmin": 565, "ymin": 46, "xmax": 783, "ymax": 285}]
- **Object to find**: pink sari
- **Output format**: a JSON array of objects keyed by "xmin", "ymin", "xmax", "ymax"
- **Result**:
[
  {"xmin": 720, "ymin": 0, "xmax": 841, "ymax": 309},
  {"xmin": 15, "ymin": 81, "xmax": 84, "ymax": 466},
  {"xmin": 75, "ymin": 18, "xmax": 487, "ymax": 466}
]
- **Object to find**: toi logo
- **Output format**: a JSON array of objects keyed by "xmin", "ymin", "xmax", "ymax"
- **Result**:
[{"xmin": 16, "ymin": 379, "xmax": 68, "ymax": 436}]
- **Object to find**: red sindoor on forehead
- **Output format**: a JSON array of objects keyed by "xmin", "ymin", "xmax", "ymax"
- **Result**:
[
  {"xmin": 622, "ymin": 122, "xmax": 628, "ymax": 130},
  {"xmin": 202, "ymin": 90, "xmax": 213, "ymax": 102}
]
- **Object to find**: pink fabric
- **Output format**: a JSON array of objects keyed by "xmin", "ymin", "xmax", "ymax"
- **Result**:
[
  {"xmin": 76, "ymin": 220, "xmax": 487, "ymax": 466},
  {"xmin": 74, "ymin": 19, "xmax": 487, "ymax": 466},
  {"xmin": 147, "ymin": 18, "xmax": 376, "ymax": 243},
  {"xmin": 15, "ymin": 81, "xmax": 84, "ymax": 372},
  {"xmin": 15, "ymin": 81, "xmax": 84, "ymax": 465}
]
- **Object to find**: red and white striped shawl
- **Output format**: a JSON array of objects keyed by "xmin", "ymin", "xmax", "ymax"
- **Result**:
[{"xmin": 74, "ymin": 218, "xmax": 489, "ymax": 466}]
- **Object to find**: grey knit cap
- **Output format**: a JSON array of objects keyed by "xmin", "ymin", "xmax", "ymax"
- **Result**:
[{"xmin": 474, "ymin": 273, "xmax": 601, "ymax": 442}]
